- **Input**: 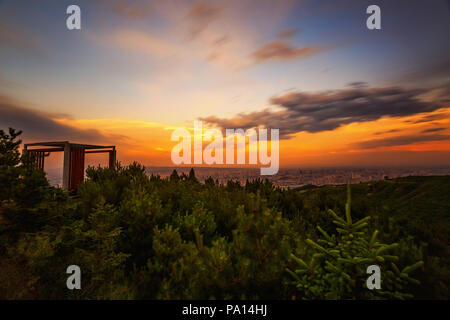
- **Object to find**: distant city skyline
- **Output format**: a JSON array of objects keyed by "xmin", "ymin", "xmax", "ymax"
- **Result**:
[
  {"xmin": 45, "ymin": 165, "xmax": 450, "ymax": 189},
  {"xmin": 1, "ymin": 0, "xmax": 449, "ymax": 169}
]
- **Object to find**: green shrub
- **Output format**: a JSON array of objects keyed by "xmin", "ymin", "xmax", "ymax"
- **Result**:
[{"xmin": 287, "ymin": 185, "xmax": 424, "ymax": 299}]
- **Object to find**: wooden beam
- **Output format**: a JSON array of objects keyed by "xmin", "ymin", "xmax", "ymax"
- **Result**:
[
  {"xmin": 85, "ymin": 150, "xmax": 114, "ymax": 154},
  {"xmin": 25, "ymin": 147, "xmax": 64, "ymax": 153}
]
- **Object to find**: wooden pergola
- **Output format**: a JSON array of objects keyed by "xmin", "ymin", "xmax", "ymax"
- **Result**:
[{"xmin": 23, "ymin": 141, "xmax": 116, "ymax": 190}]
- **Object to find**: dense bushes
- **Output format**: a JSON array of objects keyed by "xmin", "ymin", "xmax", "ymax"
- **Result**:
[{"xmin": 0, "ymin": 129, "xmax": 448, "ymax": 299}]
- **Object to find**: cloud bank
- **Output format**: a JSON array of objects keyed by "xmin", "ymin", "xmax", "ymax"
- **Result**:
[
  {"xmin": 200, "ymin": 85, "xmax": 448, "ymax": 138},
  {"xmin": 0, "ymin": 95, "xmax": 125, "ymax": 144}
]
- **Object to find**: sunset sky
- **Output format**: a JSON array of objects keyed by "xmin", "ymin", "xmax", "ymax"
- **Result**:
[{"xmin": 1, "ymin": 0, "xmax": 449, "ymax": 168}]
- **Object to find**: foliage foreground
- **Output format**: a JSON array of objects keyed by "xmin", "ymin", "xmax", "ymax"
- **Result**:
[{"xmin": 0, "ymin": 129, "xmax": 448, "ymax": 299}]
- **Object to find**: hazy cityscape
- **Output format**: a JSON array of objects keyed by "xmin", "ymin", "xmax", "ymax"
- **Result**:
[{"xmin": 46, "ymin": 166, "xmax": 450, "ymax": 189}]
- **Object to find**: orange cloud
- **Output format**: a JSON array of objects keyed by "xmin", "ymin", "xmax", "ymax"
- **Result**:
[
  {"xmin": 112, "ymin": 0, "xmax": 153, "ymax": 19},
  {"xmin": 251, "ymin": 41, "xmax": 321, "ymax": 63}
]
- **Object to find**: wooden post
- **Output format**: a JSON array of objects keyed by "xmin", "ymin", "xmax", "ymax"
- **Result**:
[
  {"xmin": 109, "ymin": 148, "xmax": 116, "ymax": 169},
  {"xmin": 62, "ymin": 142, "xmax": 71, "ymax": 190},
  {"xmin": 69, "ymin": 146, "xmax": 85, "ymax": 190},
  {"xmin": 37, "ymin": 152, "xmax": 44, "ymax": 171}
]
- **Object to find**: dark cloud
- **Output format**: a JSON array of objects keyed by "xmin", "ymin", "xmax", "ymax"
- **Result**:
[
  {"xmin": 431, "ymin": 82, "xmax": 450, "ymax": 103},
  {"xmin": 200, "ymin": 85, "xmax": 448, "ymax": 139},
  {"xmin": 347, "ymin": 81, "xmax": 369, "ymax": 89},
  {"xmin": 421, "ymin": 127, "xmax": 446, "ymax": 133},
  {"xmin": 277, "ymin": 28, "xmax": 300, "ymax": 38},
  {"xmin": 405, "ymin": 112, "xmax": 449, "ymax": 124},
  {"xmin": 350, "ymin": 134, "xmax": 450, "ymax": 150},
  {"xmin": 0, "ymin": 95, "xmax": 126, "ymax": 144},
  {"xmin": 374, "ymin": 129, "xmax": 401, "ymax": 135},
  {"xmin": 186, "ymin": 2, "xmax": 222, "ymax": 40},
  {"xmin": 251, "ymin": 40, "xmax": 320, "ymax": 63}
]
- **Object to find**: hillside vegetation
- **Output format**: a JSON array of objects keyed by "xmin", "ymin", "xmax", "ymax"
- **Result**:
[{"xmin": 0, "ymin": 128, "xmax": 448, "ymax": 299}]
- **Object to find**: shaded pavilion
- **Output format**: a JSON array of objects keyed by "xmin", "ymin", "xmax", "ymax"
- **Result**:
[{"xmin": 23, "ymin": 141, "xmax": 116, "ymax": 190}]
